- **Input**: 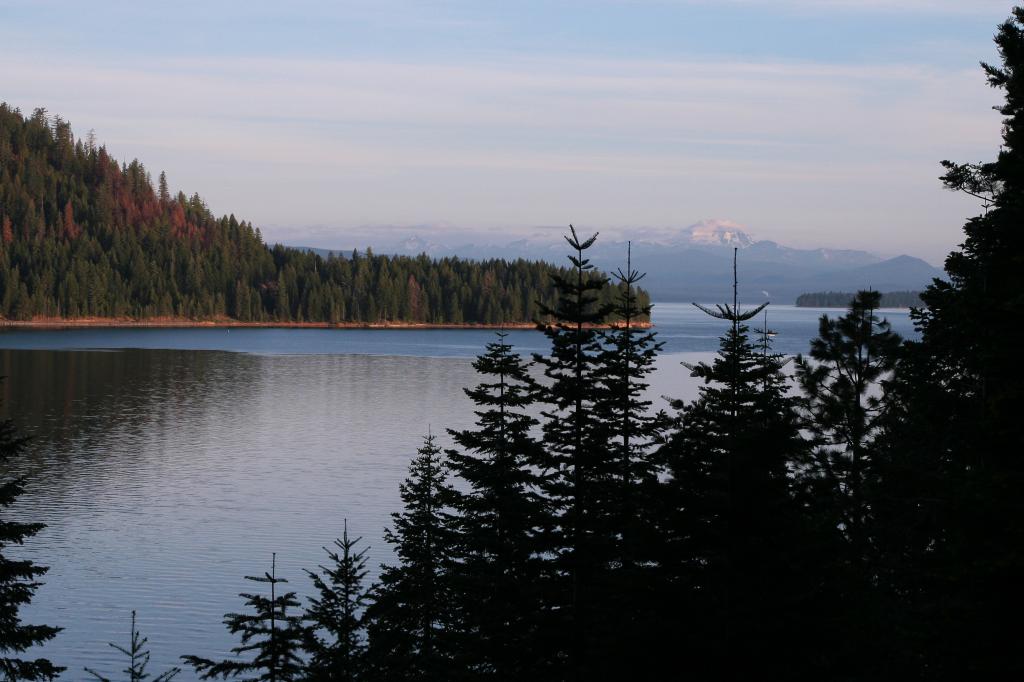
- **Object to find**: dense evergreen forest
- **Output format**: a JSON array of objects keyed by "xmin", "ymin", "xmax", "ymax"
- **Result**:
[
  {"xmin": 0, "ymin": 105, "xmax": 645, "ymax": 325},
  {"xmin": 3, "ymin": 6, "xmax": 1024, "ymax": 681},
  {"xmin": 796, "ymin": 290, "xmax": 923, "ymax": 308}
]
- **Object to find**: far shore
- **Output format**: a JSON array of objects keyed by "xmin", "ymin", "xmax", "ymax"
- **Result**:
[{"xmin": 0, "ymin": 316, "xmax": 652, "ymax": 330}]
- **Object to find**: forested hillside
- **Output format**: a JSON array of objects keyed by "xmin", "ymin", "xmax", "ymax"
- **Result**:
[
  {"xmin": 0, "ymin": 105, "xmax": 645, "ymax": 324},
  {"xmin": 796, "ymin": 290, "xmax": 922, "ymax": 308}
]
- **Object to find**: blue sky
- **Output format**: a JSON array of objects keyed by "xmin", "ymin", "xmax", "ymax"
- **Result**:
[{"xmin": 0, "ymin": 0, "xmax": 1014, "ymax": 261}]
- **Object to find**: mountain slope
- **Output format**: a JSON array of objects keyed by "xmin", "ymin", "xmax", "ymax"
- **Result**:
[{"xmin": 0, "ymin": 104, "xmax": 644, "ymax": 324}]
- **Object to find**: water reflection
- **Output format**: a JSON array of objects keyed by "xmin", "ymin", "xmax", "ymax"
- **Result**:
[
  {"xmin": 0, "ymin": 303, "xmax": 889, "ymax": 674},
  {"xmin": 2, "ymin": 349, "xmax": 493, "ymax": 674}
]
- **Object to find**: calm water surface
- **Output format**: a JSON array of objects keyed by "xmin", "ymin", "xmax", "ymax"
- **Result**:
[
  {"xmin": 0, "ymin": 302, "xmax": 916, "ymax": 357},
  {"xmin": 0, "ymin": 303, "xmax": 915, "ymax": 675}
]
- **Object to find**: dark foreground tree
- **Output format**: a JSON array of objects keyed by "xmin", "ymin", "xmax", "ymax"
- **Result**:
[
  {"xmin": 795, "ymin": 290, "xmax": 901, "ymax": 556},
  {"xmin": 656, "ymin": 250, "xmax": 825, "ymax": 679},
  {"xmin": 182, "ymin": 554, "xmax": 305, "ymax": 681},
  {"xmin": 445, "ymin": 333, "xmax": 546, "ymax": 679},
  {"xmin": 304, "ymin": 521, "xmax": 373, "ymax": 682},
  {"xmin": 84, "ymin": 610, "xmax": 180, "ymax": 682},
  {"xmin": 365, "ymin": 433, "xmax": 460, "ymax": 681},
  {"xmin": 789, "ymin": 293, "xmax": 903, "ymax": 675},
  {"xmin": 588, "ymin": 243, "xmax": 668, "ymax": 674},
  {"xmin": 0, "ymin": 394, "xmax": 62, "ymax": 681},
  {"xmin": 531, "ymin": 226, "xmax": 613, "ymax": 680},
  {"xmin": 874, "ymin": 7, "xmax": 1024, "ymax": 679}
]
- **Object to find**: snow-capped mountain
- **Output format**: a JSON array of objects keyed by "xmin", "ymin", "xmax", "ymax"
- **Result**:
[
  {"xmin": 288, "ymin": 219, "xmax": 943, "ymax": 303},
  {"xmin": 676, "ymin": 219, "xmax": 755, "ymax": 248},
  {"xmin": 397, "ymin": 235, "xmax": 445, "ymax": 255}
]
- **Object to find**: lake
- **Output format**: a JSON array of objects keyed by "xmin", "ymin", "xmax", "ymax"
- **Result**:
[{"xmin": 0, "ymin": 303, "xmax": 915, "ymax": 676}]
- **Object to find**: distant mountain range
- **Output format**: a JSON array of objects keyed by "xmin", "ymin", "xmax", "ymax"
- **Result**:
[{"xmin": 294, "ymin": 219, "xmax": 945, "ymax": 304}]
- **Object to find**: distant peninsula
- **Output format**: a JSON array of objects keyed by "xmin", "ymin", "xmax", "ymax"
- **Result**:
[
  {"xmin": 795, "ymin": 291, "xmax": 922, "ymax": 308},
  {"xmin": 0, "ymin": 104, "xmax": 647, "ymax": 327},
  {"xmin": 0, "ymin": 317, "xmax": 649, "ymax": 330}
]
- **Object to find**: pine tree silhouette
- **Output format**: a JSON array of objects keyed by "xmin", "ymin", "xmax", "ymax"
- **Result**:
[
  {"xmin": 84, "ymin": 611, "xmax": 180, "ymax": 682},
  {"xmin": 445, "ymin": 332, "xmax": 547, "ymax": 679},
  {"xmin": 0, "ymin": 387, "xmax": 63, "ymax": 682},
  {"xmin": 304, "ymin": 521, "xmax": 373, "ymax": 682},
  {"xmin": 365, "ymin": 433, "xmax": 460, "ymax": 681},
  {"xmin": 587, "ymin": 242, "xmax": 668, "ymax": 675},
  {"xmin": 182, "ymin": 554, "xmax": 305, "ymax": 681},
  {"xmin": 795, "ymin": 290, "xmax": 900, "ymax": 553},
  {"xmin": 531, "ymin": 225, "xmax": 613, "ymax": 680},
  {"xmin": 657, "ymin": 249, "xmax": 819, "ymax": 678},
  {"xmin": 872, "ymin": 8, "xmax": 1024, "ymax": 678},
  {"xmin": 788, "ymin": 291, "xmax": 907, "ymax": 676}
]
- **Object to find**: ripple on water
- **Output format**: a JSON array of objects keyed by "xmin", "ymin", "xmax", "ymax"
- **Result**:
[{"xmin": 0, "ymin": 305, "xmax": 918, "ymax": 673}]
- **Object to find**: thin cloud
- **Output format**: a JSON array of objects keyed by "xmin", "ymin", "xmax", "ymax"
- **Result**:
[
  {"xmin": 0, "ymin": 49, "xmax": 999, "ymax": 260},
  {"xmin": 0, "ymin": 53, "xmax": 994, "ymax": 148},
  {"xmin": 669, "ymin": 0, "xmax": 1012, "ymax": 15}
]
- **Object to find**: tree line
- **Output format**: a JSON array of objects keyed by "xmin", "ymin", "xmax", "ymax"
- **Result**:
[
  {"xmin": 3, "ymin": 6, "xmax": 1024, "ymax": 681},
  {"xmin": 0, "ymin": 105, "xmax": 646, "ymax": 325},
  {"xmin": 795, "ymin": 290, "xmax": 923, "ymax": 308}
]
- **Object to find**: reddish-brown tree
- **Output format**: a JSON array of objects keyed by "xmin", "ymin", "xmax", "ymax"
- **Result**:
[{"xmin": 62, "ymin": 200, "xmax": 79, "ymax": 240}]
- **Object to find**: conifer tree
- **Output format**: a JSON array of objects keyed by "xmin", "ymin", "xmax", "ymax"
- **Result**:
[
  {"xmin": 595, "ymin": 243, "xmax": 667, "ymax": 539},
  {"xmin": 84, "ymin": 611, "xmax": 180, "ymax": 682},
  {"xmin": 157, "ymin": 172, "xmax": 170, "ymax": 205},
  {"xmin": 182, "ymin": 554, "xmax": 305, "ymax": 681},
  {"xmin": 587, "ymin": 243, "xmax": 668, "ymax": 673},
  {"xmin": 3, "ymin": 102, "xmax": 653, "ymax": 326},
  {"xmin": 790, "ymin": 292, "xmax": 905, "ymax": 676},
  {"xmin": 872, "ymin": 8, "xmax": 1024, "ymax": 678},
  {"xmin": 304, "ymin": 521, "xmax": 372, "ymax": 682},
  {"xmin": 0, "ymin": 395, "xmax": 62, "ymax": 682},
  {"xmin": 445, "ymin": 333, "xmax": 546, "ymax": 679},
  {"xmin": 365, "ymin": 433, "xmax": 460, "ymax": 681},
  {"xmin": 656, "ymin": 250, "xmax": 820, "ymax": 678},
  {"xmin": 795, "ymin": 290, "xmax": 900, "ymax": 554},
  {"xmin": 531, "ymin": 226, "xmax": 612, "ymax": 679}
]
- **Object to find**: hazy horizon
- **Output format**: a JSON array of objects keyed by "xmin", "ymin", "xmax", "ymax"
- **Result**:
[
  {"xmin": 256, "ymin": 219, "xmax": 947, "ymax": 266},
  {"xmin": 1, "ymin": 0, "xmax": 1013, "ymax": 263}
]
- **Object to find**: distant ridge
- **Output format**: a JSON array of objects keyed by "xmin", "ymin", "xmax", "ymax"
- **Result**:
[{"xmin": 297, "ymin": 220, "xmax": 944, "ymax": 304}]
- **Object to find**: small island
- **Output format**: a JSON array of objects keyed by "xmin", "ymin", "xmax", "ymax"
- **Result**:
[{"xmin": 795, "ymin": 290, "xmax": 922, "ymax": 308}]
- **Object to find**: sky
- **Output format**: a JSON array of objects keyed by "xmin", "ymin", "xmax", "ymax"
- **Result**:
[{"xmin": 0, "ymin": 0, "xmax": 1015, "ymax": 263}]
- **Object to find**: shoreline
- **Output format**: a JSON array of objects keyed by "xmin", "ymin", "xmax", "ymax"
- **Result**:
[{"xmin": 0, "ymin": 317, "xmax": 651, "ymax": 330}]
